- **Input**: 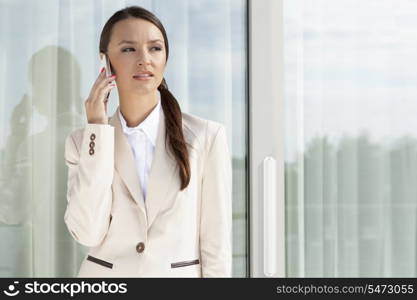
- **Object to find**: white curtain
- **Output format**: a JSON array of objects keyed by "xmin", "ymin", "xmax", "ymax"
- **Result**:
[
  {"xmin": 284, "ymin": 0, "xmax": 417, "ymax": 277},
  {"xmin": 0, "ymin": 0, "xmax": 247, "ymax": 277}
]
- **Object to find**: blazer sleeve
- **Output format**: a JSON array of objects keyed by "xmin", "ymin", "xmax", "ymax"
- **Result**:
[
  {"xmin": 199, "ymin": 124, "xmax": 233, "ymax": 277},
  {"xmin": 64, "ymin": 124, "xmax": 114, "ymax": 247}
]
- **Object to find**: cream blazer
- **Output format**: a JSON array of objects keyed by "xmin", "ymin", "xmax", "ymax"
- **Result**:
[{"xmin": 64, "ymin": 107, "xmax": 232, "ymax": 277}]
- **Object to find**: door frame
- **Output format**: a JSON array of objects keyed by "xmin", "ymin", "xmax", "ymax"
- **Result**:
[{"xmin": 248, "ymin": 0, "xmax": 286, "ymax": 277}]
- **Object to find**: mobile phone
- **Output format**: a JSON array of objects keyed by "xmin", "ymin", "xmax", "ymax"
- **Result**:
[
  {"xmin": 100, "ymin": 53, "xmax": 112, "ymax": 76},
  {"xmin": 100, "ymin": 53, "xmax": 114, "ymax": 100}
]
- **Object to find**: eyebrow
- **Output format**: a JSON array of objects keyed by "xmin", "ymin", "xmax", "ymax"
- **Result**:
[{"xmin": 117, "ymin": 39, "xmax": 163, "ymax": 45}]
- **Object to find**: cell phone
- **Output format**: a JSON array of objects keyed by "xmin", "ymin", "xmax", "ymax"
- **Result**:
[
  {"xmin": 100, "ymin": 53, "xmax": 112, "ymax": 76},
  {"xmin": 100, "ymin": 53, "xmax": 114, "ymax": 100}
]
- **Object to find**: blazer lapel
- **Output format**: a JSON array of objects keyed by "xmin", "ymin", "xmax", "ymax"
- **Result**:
[
  {"xmin": 109, "ymin": 106, "xmax": 180, "ymax": 230},
  {"xmin": 109, "ymin": 108, "xmax": 147, "ymax": 221},
  {"xmin": 145, "ymin": 107, "xmax": 179, "ymax": 229}
]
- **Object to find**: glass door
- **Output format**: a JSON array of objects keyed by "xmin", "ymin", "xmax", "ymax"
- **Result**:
[
  {"xmin": 283, "ymin": 0, "xmax": 417, "ymax": 277},
  {"xmin": 0, "ymin": 0, "xmax": 249, "ymax": 277},
  {"xmin": 249, "ymin": 0, "xmax": 417, "ymax": 278}
]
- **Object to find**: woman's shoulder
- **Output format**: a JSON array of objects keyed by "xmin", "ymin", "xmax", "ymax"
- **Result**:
[
  {"xmin": 181, "ymin": 111, "xmax": 225, "ymax": 136},
  {"xmin": 181, "ymin": 112, "xmax": 226, "ymax": 154}
]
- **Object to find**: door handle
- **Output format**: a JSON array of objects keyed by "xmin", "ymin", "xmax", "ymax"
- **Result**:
[{"xmin": 263, "ymin": 156, "xmax": 277, "ymax": 277}]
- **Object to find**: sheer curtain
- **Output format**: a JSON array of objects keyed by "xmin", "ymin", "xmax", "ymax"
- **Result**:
[
  {"xmin": 0, "ymin": 0, "xmax": 247, "ymax": 277},
  {"xmin": 284, "ymin": 0, "xmax": 417, "ymax": 277}
]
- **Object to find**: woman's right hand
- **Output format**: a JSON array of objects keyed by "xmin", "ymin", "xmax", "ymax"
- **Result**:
[{"xmin": 85, "ymin": 67, "xmax": 116, "ymax": 124}]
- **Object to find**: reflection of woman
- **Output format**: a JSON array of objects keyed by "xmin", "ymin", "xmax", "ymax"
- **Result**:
[{"xmin": 64, "ymin": 6, "xmax": 232, "ymax": 277}]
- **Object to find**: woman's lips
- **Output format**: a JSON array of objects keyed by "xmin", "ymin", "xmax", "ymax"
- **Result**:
[{"xmin": 133, "ymin": 74, "xmax": 153, "ymax": 81}]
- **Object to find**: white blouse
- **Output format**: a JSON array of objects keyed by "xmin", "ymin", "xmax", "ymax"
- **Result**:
[{"xmin": 118, "ymin": 92, "xmax": 162, "ymax": 201}]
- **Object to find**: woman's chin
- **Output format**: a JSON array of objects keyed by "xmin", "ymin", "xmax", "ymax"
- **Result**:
[{"xmin": 132, "ymin": 85, "xmax": 156, "ymax": 94}]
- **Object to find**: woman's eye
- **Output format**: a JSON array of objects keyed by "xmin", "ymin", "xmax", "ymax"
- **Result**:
[{"xmin": 121, "ymin": 47, "xmax": 162, "ymax": 53}]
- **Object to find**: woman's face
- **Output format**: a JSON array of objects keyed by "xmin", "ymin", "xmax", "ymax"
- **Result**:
[{"xmin": 107, "ymin": 18, "xmax": 166, "ymax": 95}]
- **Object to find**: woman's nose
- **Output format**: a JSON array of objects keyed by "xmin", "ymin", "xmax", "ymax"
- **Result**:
[{"xmin": 136, "ymin": 51, "xmax": 150, "ymax": 65}]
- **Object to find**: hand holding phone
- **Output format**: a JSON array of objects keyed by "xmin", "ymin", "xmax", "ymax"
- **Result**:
[{"xmin": 84, "ymin": 53, "xmax": 116, "ymax": 124}]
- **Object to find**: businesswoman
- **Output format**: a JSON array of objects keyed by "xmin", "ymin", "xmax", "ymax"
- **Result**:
[{"xmin": 64, "ymin": 5, "xmax": 232, "ymax": 277}]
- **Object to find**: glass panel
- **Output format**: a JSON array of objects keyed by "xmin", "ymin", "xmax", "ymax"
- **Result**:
[
  {"xmin": 0, "ymin": 0, "xmax": 248, "ymax": 277},
  {"xmin": 284, "ymin": 0, "xmax": 417, "ymax": 277}
]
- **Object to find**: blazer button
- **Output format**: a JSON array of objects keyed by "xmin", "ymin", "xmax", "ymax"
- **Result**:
[
  {"xmin": 89, "ymin": 141, "xmax": 95, "ymax": 148},
  {"xmin": 89, "ymin": 148, "xmax": 95, "ymax": 155},
  {"xmin": 90, "ymin": 133, "xmax": 96, "ymax": 141},
  {"xmin": 136, "ymin": 242, "xmax": 145, "ymax": 253}
]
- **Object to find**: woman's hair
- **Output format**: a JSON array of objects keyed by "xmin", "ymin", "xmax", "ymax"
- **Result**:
[{"xmin": 99, "ymin": 5, "xmax": 191, "ymax": 190}]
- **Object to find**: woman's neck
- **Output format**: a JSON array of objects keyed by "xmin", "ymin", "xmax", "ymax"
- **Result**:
[{"xmin": 119, "ymin": 90, "xmax": 158, "ymax": 127}]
